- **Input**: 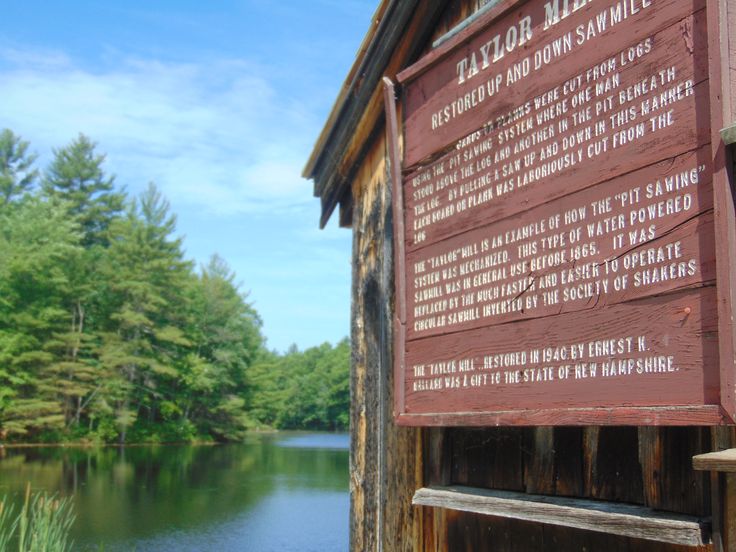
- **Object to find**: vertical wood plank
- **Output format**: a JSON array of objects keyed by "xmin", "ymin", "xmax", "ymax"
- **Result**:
[
  {"xmin": 554, "ymin": 428, "xmax": 584, "ymax": 497},
  {"xmin": 725, "ymin": 472, "xmax": 736, "ymax": 552},
  {"xmin": 425, "ymin": 427, "xmax": 451, "ymax": 486},
  {"xmin": 450, "ymin": 428, "xmax": 524, "ymax": 491},
  {"xmin": 665, "ymin": 428, "xmax": 710, "ymax": 515},
  {"xmin": 525, "ymin": 428, "xmax": 555, "ymax": 495},
  {"xmin": 583, "ymin": 427, "xmax": 600, "ymax": 498},
  {"xmin": 445, "ymin": 513, "xmax": 544, "ymax": 552},
  {"xmin": 709, "ymin": 0, "xmax": 736, "ymax": 423},
  {"xmin": 382, "ymin": 76, "xmax": 407, "ymax": 420},
  {"xmin": 638, "ymin": 427, "xmax": 663, "ymax": 508},
  {"xmin": 640, "ymin": 427, "xmax": 710, "ymax": 515},
  {"xmin": 590, "ymin": 427, "xmax": 644, "ymax": 504},
  {"xmin": 384, "ymin": 150, "xmax": 422, "ymax": 552},
  {"xmin": 350, "ymin": 133, "xmax": 421, "ymax": 552},
  {"xmin": 710, "ymin": 427, "xmax": 736, "ymax": 552},
  {"xmin": 422, "ymin": 506, "xmax": 448, "ymax": 552}
]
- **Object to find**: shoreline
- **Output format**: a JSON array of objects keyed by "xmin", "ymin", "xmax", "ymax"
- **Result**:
[
  {"xmin": 0, "ymin": 429, "xmax": 351, "ymax": 449},
  {"xmin": 0, "ymin": 430, "xmax": 284, "ymax": 449}
]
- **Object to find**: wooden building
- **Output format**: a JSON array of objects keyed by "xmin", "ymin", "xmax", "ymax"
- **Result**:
[{"xmin": 305, "ymin": 0, "xmax": 736, "ymax": 550}]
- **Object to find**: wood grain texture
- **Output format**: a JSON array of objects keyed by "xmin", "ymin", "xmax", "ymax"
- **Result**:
[
  {"xmin": 399, "ymin": 0, "xmax": 521, "ymax": 83},
  {"xmin": 639, "ymin": 426, "xmax": 665, "ymax": 506},
  {"xmin": 392, "ymin": 1, "xmax": 725, "ymax": 427},
  {"xmin": 582, "ymin": 426, "xmax": 600, "ymax": 497},
  {"xmin": 405, "ymin": 156, "xmax": 715, "ymax": 340},
  {"xmin": 446, "ymin": 510, "xmax": 545, "ymax": 551},
  {"xmin": 440, "ymin": 510, "xmax": 714, "ymax": 551},
  {"xmin": 338, "ymin": 1, "xmax": 734, "ymax": 550},
  {"xmin": 308, "ymin": 1, "xmax": 450, "ymax": 228},
  {"xmin": 449, "ymin": 428, "xmax": 525, "ymax": 491},
  {"xmin": 553, "ymin": 427, "xmax": 585, "ymax": 497},
  {"xmin": 402, "ymin": 0, "xmax": 706, "ymax": 167},
  {"xmin": 707, "ymin": 0, "xmax": 736, "ymax": 423},
  {"xmin": 421, "ymin": 505, "xmax": 447, "ymax": 552},
  {"xmin": 590, "ymin": 427, "xmax": 645, "ymax": 503},
  {"xmin": 694, "ymin": 449, "xmax": 736, "ymax": 472},
  {"xmin": 398, "ymin": 406, "xmax": 723, "ymax": 426},
  {"xmin": 656, "ymin": 428, "xmax": 711, "ymax": 514},
  {"xmin": 384, "ymin": 77, "xmax": 408, "ymax": 418},
  {"xmin": 708, "ymin": 427, "xmax": 736, "ymax": 552},
  {"xmin": 403, "ymin": 27, "xmax": 710, "ymax": 252},
  {"xmin": 413, "ymin": 485, "xmax": 711, "ymax": 546},
  {"xmin": 524, "ymin": 427, "xmax": 556, "ymax": 495},
  {"xmin": 350, "ymin": 135, "xmax": 421, "ymax": 552},
  {"xmin": 402, "ymin": 288, "xmax": 720, "ymax": 423}
]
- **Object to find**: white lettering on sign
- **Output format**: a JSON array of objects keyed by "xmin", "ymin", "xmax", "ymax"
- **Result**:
[
  {"xmin": 409, "ymin": 159, "xmax": 706, "ymax": 333},
  {"xmin": 409, "ymin": 331, "xmax": 678, "ymax": 394},
  {"xmin": 432, "ymin": 0, "xmax": 654, "ymax": 131}
]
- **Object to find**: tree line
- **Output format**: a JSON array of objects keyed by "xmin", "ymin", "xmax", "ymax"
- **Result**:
[{"xmin": 0, "ymin": 129, "xmax": 349, "ymax": 443}]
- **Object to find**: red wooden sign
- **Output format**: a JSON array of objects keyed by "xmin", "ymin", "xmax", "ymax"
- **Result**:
[{"xmin": 387, "ymin": 0, "xmax": 736, "ymax": 425}]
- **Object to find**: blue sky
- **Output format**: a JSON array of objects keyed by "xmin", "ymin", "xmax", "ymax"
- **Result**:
[{"xmin": 0, "ymin": 1, "xmax": 377, "ymax": 352}]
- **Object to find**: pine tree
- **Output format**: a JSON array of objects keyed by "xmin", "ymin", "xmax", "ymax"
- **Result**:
[
  {"xmin": 100, "ymin": 184, "xmax": 191, "ymax": 442},
  {"xmin": 0, "ymin": 129, "xmax": 350, "ymax": 442},
  {"xmin": 183, "ymin": 255, "xmax": 263, "ymax": 439},
  {"xmin": 0, "ymin": 129, "xmax": 37, "ymax": 206},
  {"xmin": 39, "ymin": 135, "xmax": 126, "ymax": 432},
  {"xmin": 42, "ymin": 134, "xmax": 124, "ymax": 247},
  {"xmin": 0, "ymin": 198, "xmax": 81, "ymax": 437}
]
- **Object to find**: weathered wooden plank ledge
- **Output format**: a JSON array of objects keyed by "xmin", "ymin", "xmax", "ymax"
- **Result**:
[
  {"xmin": 693, "ymin": 448, "xmax": 736, "ymax": 472},
  {"xmin": 413, "ymin": 485, "xmax": 710, "ymax": 546}
]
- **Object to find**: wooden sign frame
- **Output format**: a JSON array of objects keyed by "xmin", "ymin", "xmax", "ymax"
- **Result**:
[{"xmin": 387, "ymin": 0, "xmax": 736, "ymax": 426}]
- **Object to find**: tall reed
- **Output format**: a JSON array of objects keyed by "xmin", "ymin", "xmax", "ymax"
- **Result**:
[
  {"xmin": 0, "ymin": 483, "xmax": 75, "ymax": 552},
  {"xmin": 0, "ymin": 494, "xmax": 17, "ymax": 550}
]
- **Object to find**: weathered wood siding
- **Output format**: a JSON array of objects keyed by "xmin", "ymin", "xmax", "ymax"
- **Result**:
[
  {"xmin": 350, "ymin": 133, "xmax": 422, "ymax": 551},
  {"xmin": 343, "ymin": 0, "xmax": 736, "ymax": 550},
  {"xmin": 420, "ymin": 427, "xmax": 720, "ymax": 550}
]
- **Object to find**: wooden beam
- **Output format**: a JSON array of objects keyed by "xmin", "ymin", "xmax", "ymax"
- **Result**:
[
  {"xmin": 307, "ymin": 0, "xmax": 450, "ymax": 228},
  {"xmin": 413, "ymin": 485, "xmax": 711, "ymax": 547},
  {"xmin": 397, "ymin": 405, "xmax": 724, "ymax": 427},
  {"xmin": 709, "ymin": 0, "xmax": 736, "ymax": 423},
  {"xmin": 307, "ymin": 0, "xmax": 420, "ymax": 217},
  {"xmin": 431, "ymin": 0, "xmax": 500, "ymax": 48},
  {"xmin": 694, "ymin": 449, "xmax": 736, "ymax": 472}
]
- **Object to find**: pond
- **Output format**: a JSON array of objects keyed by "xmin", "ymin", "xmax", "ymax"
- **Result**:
[{"xmin": 0, "ymin": 433, "xmax": 349, "ymax": 551}]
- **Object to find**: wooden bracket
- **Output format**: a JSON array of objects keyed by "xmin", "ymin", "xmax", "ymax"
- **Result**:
[{"xmin": 694, "ymin": 446, "xmax": 736, "ymax": 552}]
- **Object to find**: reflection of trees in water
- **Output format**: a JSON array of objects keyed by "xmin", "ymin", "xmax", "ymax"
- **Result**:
[{"xmin": 0, "ymin": 435, "xmax": 348, "ymax": 544}]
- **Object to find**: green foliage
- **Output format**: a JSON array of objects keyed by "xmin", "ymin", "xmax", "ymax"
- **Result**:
[
  {"xmin": 0, "ymin": 129, "xmax": 38, "ymax": 205},
  {"xmin": 0, "ymin": 486, "xmax": 75, "ymax": 552},
  {"xmin": 248, "ymin": 339, "xmax": 350, "ymax": 431},
  {"xmin": 42, "ymin": 134, "xmax": 124, "ymax": 247},
  {"xmin": 0, "ymin": 495, "xmax": 15, "ymax": 551},
  {"xmin": 0, "ymin": 196, "xmax": 81, "ymax": 437},
  {"xmin": 0, "ymin": 131, "xmax": 349, "ymax": 444}
]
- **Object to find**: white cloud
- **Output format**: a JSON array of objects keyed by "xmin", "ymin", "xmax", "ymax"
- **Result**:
[
  {"xmin": 0, "ymin": 42, "xmax": 355, "ymax": 351},
  {"xmin": 0, "ymin": 48, "xmax": 317, "ymax": 215}
]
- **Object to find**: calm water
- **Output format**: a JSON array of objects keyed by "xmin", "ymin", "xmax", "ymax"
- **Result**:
[{"xmin": 0, "ymin": 433, "xmax": 349, "ymax": 551}]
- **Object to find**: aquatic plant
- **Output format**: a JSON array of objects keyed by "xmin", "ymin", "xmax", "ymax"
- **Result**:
[
  {"xmin": 0, "ymin": 495, "xmax": 17, "ymax": 550},
  {"xmin": 0, "ymin": 484, "xmax": 75, "ymax": 552}
]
